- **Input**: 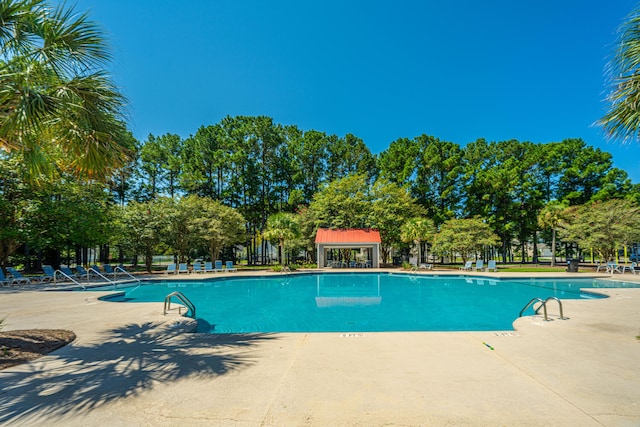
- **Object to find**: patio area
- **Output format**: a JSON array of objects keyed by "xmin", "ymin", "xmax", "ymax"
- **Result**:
[{"xmin": 0, "ymin": 270, "xmax": 639, "ymax": 426}]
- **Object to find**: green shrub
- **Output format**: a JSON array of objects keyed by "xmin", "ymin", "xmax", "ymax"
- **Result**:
[{"xmin": 402, "ymin": 261, "xmax": 413, "ymax": 270}]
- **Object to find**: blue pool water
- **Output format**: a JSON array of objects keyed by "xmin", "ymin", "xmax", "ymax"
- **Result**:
[{"xmin": 100, "ymin": 273, "xmax": 638, "ymax": 333}]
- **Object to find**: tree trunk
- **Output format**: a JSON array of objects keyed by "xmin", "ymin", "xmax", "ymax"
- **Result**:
[
  {"xmin": 550, "ymin": 228, "xmax": 556, "ymax": 267},
  {"xmin": 279, "ymin": 238, "xmax": 284, "ymax": 265}
]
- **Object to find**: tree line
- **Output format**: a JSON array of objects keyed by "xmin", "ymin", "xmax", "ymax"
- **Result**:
[{"xmin": 2, "ymin": 113, "xmax": 640, "ymax": 271}]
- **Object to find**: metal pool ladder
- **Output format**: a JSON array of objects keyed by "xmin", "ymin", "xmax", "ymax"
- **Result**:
[
  {"xmin": 164, "ymin": 291, "xmax": 196, "ymax": 318},
  {"xmin": 519, "ymin": 296, "xmax": 566, "ymax": 321}
]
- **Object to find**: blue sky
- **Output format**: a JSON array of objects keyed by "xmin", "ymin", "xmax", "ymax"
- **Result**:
[{"xmin": 72, "ymin": 0, "xmax": 640, "ymax": 181}]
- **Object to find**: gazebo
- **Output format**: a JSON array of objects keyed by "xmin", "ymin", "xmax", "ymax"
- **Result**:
[{"xmin": 315, "ymin": 228, "xmax": 381, "ymax": 268}]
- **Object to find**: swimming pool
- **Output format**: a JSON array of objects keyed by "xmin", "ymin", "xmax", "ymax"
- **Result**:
[{"xmin": 100, "ymin": 273, "xmax": 638, "ymax": 333}]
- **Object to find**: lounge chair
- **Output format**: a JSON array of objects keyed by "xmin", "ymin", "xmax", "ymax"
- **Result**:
[
  {"xmin": 102, "ymin": 264, "xmax": 118, "ymax": 277},
  {"xmin": 26, "ymin": 266, "xmax": 54, "ymax": 283},
  {"xmin": 193, "ymin": 262, "xmax": 204, "ymax": 273},
  {"xmin": 473, "ymin": 260, "xmax": 484, "ymax": 271},
  {"xmin": 601, "ymin": 262, "xmax": 619, "ymax": 274},
  {"xmin": 91, "ymin": 265, "xmax": 108, "ymax": 277},
  {"xmin": 595, "ymin": 261, "xmax": 608, "ymax": 273},
  {"xmin": 178, "ymin": 263, "xmax": 189, "ymax": 274},
  {"xmin": 619, "ymin": 262, "xmax": 635, "ymax": 274},
  {"xmin": 225, "ymin": 261, "xmax": 237, "ymax": 272},
  {"xmin": 75, "ymin": 265, "xmax": 96, "ymax": 279},
  {"xmin": 214, "ymin": 260, "xmax": 224, "ymax": 273},
  {"xmin": 42, "ymin": 265, "xmax": 56, "ymax": 281},
  {"xmin": 459, "ymin": 261, "xmax": 473, "ymax": 271},
  {"xmin": 0, "ymin": 269, "xmax": 10, "ymax": 287},
  {"xmin": 203, "ymin": 261, "xmax": 214, "ymax": 273},
  {"xmin": 60, "ymin": 266, "xmax": 77, "ymax": 278},
  {"xmin": 418, "ymin": 263, "xmax": 433, "ymax": 270},
  {"xmin": 166, "ymin": 263, "xmax": 177, "ymax": 274},
  {"xmin": 6, "ymin": 267, "xmax": 39, "ymax": 285},
  {"xmin": 44, "ymin": 265, "xmax": 74, "ymax": 283},
  {"xmin": 486, "ymin": 260, "xmax": 498, "ymax": 272}
]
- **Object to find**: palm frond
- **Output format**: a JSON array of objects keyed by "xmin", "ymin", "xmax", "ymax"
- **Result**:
[{"xmin": 599, "ymin": 6, "xmax": 640, "ymax": 142}]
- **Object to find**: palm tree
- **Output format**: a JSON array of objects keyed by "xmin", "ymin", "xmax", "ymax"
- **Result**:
[
  {"xmin": 400, "ymin": 217, "xmax": 435, "ymax": 264},
  {"xmin": 263, "ymin": 213, "xmax": 300, "ymax": 265},
  {"xmin": 537, "ymin": 201, "xmax": 568, "ymax": 267},
  {"xmin": 599, "ymin": 4, "xmax": 640, "ymax": 141},
  {"xmin": 0, "ymin": 0, "xmax": 130, "ymax": 179}
]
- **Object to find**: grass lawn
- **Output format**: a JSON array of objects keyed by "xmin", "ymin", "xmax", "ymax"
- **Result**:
[
  {"xmin": 497, "ymin": 266, "xmax": 570, "ymax": 273},
  {"xmin": 436, "ymin": 264, "xmax": 577, "ymax": 273}
]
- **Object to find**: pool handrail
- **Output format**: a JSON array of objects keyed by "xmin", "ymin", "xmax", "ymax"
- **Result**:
[
  {"xmin": 519, "ymin": 296, "xmax": 566, "ymax": 321},
  {"xmin": 164, "ymin": 291, "xmax": 196, "ymax": 318},
  {"xmin": 53, "ymin": 268, "xmax": 86, "ymax": 290},
  {"xmin": 113, "ymin": 266, "xmax": 141, "ymax": 284}
]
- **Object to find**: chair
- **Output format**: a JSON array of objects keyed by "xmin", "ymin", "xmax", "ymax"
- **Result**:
[
  {"xmin": 619, "ymin": 262, "xmax": 635, "ymax": 274},
  {"xmin": 178, "ymin": 263, "xmax": 189, "ymax": 274},
  {"xmin": 44, "ymin": 265, "xmax": 74, "ymax": 283},
  {"xmin": 192, "ymin": 262, "xmax": 203, "ymax": 273},
  {"xmin": 0, "ymin": 269, "xmax": 10, "ymax": 287},
  {"xmin": 418, "ymin": 263, "xmax": 433, "ymax": 270},
  {"xmin": 90, "ymin": 265, "xmax": 106, "ymax": 277},
  {"xmin": 595, "ymin": 261, "xmax": 608, "ymax": 273},
  {"xmin": 102, "ymin": 264, "xmax": 117, "ymax": 277},
  {"xmin": 214, "ymin": 260, "xmax": 224, "ymax": 273},
  {"xmin": 486, "ymin": 260, "xmax": 498, "ymax": 272},
  {"xmin": 603, "ymin": 262, "xmax": 619, "ymax": 274},
  {"xmin": 42, "ymin": 265, "xmax": 56, "ymax": 281},
  {"xmin": 225, "ymin": 261, "xmax": 237, "ymax": 272},
  {"xmin": 203, "ymin": 261, "xmax": 214, "ymax": 273},
  {"xmin": 459, "ymin": 261, "xmax": 473, "ymax": 271},
  {"xmin": 6, "ymin": 267, "xmax": 38, "ymax": 285},
  {"xmin": 166, "ymin": 263, "xmax": 177, "ymax": 274},
  {"xmin": 75, "ymin": 265, "xmax": 97, "ymax": 279},
  {"xmin": 473, "ymin": 260, "xmax": 484, "ymax": 271},
  {"xmin": 60, "ymin": 266, "xmax": 77, "ymax": 278},
  {"xmin": 28, "ymin": 266, "xmax": 54, "ymax": 283}
]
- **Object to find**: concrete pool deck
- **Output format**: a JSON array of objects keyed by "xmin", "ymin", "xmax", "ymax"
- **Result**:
[{"xmin": 0, "ymin": 269, "xmax": 639, "ymax": 426}]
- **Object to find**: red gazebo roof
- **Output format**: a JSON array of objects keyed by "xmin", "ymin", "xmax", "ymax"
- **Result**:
[{"xmin": 315, "ymin": 228, "xmax": 381, "ymax": 244}]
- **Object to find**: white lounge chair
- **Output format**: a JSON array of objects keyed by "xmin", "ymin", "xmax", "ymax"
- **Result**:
[
  {"xmin": 473, "ymin": 260, "xmax": 484, "ymax": 271},
  {"xmin": 459, "ymin": 261, "xmax": 473, "ymax": 271},
  {"xmin": 166, "ymin": 263, "xmax": 177, "ymax": 274},
  {"xmin": 619, "ymin": 262, "xmax": 636, "ymax": 274},
  {"xmin": 595, "ymin": 261, "xmax": 608, "ymax": 273},
  {"xmin": 486, "ymin": 260, "xmax": 497, "ymax": 272}
]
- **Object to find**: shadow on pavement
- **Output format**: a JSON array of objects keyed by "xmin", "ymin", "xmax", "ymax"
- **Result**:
[{"xmin": 0, "ymin": 322, "xmax": 276, "ymax": 424}]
